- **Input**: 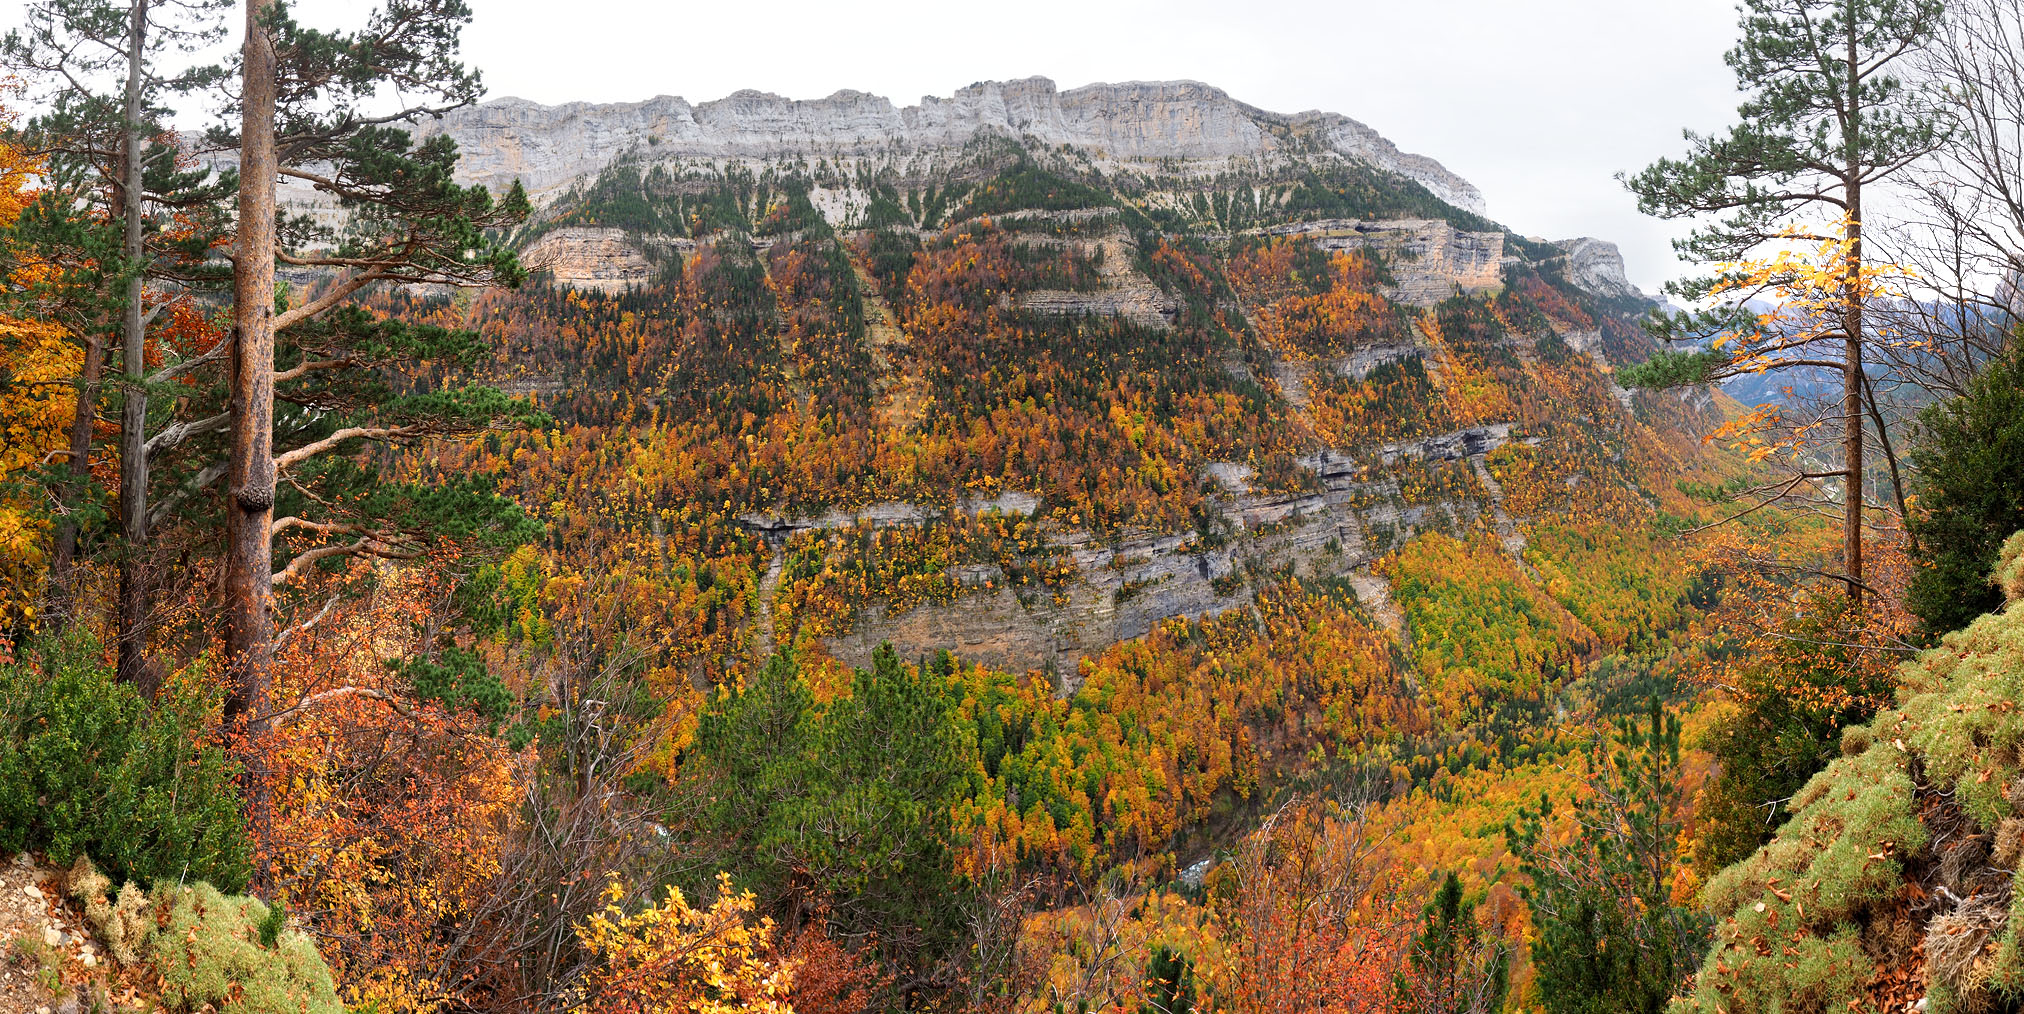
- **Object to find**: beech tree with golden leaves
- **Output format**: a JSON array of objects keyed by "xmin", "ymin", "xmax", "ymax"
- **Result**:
[
  {"xmin": 0, "ymin": 117, "xmax": 71, "ymax": 637},
  {"xmin": 573, "ymin": 873, "xmax": 797, "ymax": 1014}
]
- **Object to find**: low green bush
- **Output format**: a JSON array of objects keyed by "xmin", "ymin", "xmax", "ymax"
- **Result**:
[{"xmin": 0, "ymin": 635, "xmax": 249, "ymax": 890}]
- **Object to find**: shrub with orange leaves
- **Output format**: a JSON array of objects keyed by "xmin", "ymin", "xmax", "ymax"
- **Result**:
[
  {"xmin": 1208, "ymin": 793, "xmax": 1408, "ymax": 1014},
  {"xmin": 260, "ymin": 559, "xmax": 531, "ymax": 1013},
  {"xmin": 782, "ymin": 923, "xmax": 889, "ymax": 1014}
]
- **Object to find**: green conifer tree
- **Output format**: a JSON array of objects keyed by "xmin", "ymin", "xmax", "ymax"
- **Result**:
[
  {"xmin": 1395, "ymin": 872, "xmax": 1510, "ymax": 1014},
  {"xmin": 1905, "ymin": 338, "xmax": 2024, "ymax": 635},
  {"xmin": 1508, "ymin": 703, "xmax": 1708, "ymax": 1014}
]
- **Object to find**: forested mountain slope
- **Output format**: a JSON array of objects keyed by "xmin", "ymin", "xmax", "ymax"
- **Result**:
[
  {"xmin": 395, "ymin": 79, "xmax": 1735, "ymax": 690},
  {"xmin": 0, "ymin": 68, "xmax": 1797, "ymax": 1014}
]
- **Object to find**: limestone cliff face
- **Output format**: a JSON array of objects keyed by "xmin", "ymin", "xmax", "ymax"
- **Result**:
[
  {"xmin": 417, "ymin": 77, "xmax": 1486, "ymax": 214},
  {"xmin": 750, "ymin": 421, "xmax": 1527, "ymax": 685},
  {"xmin": 520, "ymin": 227, "xmax": 658, "ymax": 292},
  {"xmin": 1263, "ymin": 218, "xmax": 1506, "ymax": 306},
  {"xmin": 1554, "ymin": 237, "xmax": 1648, "ymax": 304}
]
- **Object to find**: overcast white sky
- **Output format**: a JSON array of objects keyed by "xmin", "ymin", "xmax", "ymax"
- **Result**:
[{"xmin": 3, "ymin": 0, "xmax": 1747, "ymax": 293}]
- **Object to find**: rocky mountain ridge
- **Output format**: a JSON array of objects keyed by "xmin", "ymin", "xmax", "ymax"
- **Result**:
[
  {"xmin": 421, "ymin": 77, "xmax": 1487, "ymax": 213},
  {"xmin": 395, "ymin": 77, "xmax": 1664, "ymax": 311}
]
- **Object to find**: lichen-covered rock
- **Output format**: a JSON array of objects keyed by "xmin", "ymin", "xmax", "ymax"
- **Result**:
[
  {"xmin": 94, "ymin": 882, "xmax": 150, "ymax": 966},
  {"xmin": 59, "ymin": 857, "xmax": 340, "ymax": 1012},
  {"xmin": 146, "ymin": 883, "xmax": 340, "ymax": 1014},
  {"xmin": 64, "ymin": 854, "xmax": 109, "ymax": 906},
  {"xmin": 1674, "ymin": 533, "xmax": 2024, "ymax": 1014},
  {"xmin": 1683, "ymin": 739, "xmax": 1925, "ymax": 1014}
]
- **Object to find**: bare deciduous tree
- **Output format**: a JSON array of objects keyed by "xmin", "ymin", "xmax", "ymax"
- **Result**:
[{"xmin": 1874, "ymin": 0, "xmax": 2024, "ymax": 397}]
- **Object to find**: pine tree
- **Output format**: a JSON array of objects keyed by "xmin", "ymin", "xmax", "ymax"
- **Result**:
[
  {"xmin": 214, "ymin": 0, "xmax": 531, "ymax": 750},
  {"xmin": 1905, "ymin": 337, "xmax": 2024, "ymax": 635},
  {"xmin": 696, "ymin": 645, "xmax": 974, "ymax": 977},
  {"xmin": 3, "ymin": 0, "xmax": 233, "ymax": 683},
  {"xmin": 1624, "ymin": 0, "xmax": 1948, "ymax": 604},
  {"xmin": 1394, "ymin": 872, "xmax": 1509, "ymax": 1014},
  {"xmin": 1142, "ymin": 945, "xmax": 1194, "ymax": 1014},
  {"xmin": 694, "ymin": 650, "xmax": 817, "ymax": 870},
  {"xmin": 799, "ymin": 644, "xmax": 973, "ymax": 959}
]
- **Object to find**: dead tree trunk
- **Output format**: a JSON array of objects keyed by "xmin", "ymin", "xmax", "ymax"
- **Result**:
[{"xmin": 224, "ymin": 0, "xmax": 278, "ymax": 864}]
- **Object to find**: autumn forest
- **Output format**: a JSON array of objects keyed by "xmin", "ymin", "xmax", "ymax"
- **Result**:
[{"xmin": 2, "ymin": 1, "xmax": 2024, "ymax": 1013}]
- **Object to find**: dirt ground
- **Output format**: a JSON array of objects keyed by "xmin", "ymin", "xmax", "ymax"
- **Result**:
[{"xmin": 0, "ymin": 852, "xmax": 132, "ymax": 1014}]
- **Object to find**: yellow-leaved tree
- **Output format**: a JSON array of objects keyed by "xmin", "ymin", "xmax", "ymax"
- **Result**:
[
  {"xmin": 573, "ymin": 873, "xmax": 796, "ymax": 1014},
  {"xmin": 0, "ymin": 104, "xmax": 74, "ymax": 638},
  {"xmin": 1629, "ymin": 218, "xmax": 1922, "ymax": 581}
]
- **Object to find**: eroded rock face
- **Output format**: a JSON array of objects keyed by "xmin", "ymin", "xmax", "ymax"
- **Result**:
[
  {"xmin": 1263, "ymin": 218, "xmax": 1505, "ymax": 306},
  {"xmin": 1004, "ymin": 223, "xmax": 1179, "ymax": 329},
  {"xmin": 521, "ymin": 227, "xmax": 657, "ymax": 292},
  {"xmin": 417, "ymin": 77, "xmax": 1485, "ymax": 214},
  {"xmin": 1554, "ymin": 237, "xmax": 1647, "ymax": 303},
  {"xmin": 810, "ymin": 471, "xmax": 1476, "ymax": 686},
  {"xmin": 752, "ymin": 421, "xmax": 1524, "ymax": 688}
]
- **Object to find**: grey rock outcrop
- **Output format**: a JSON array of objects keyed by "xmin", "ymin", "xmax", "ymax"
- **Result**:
[
  {"xmin": 1263, "ymin": 218, "xmax": 1505, "ymax": 306},
  {"xmin": 521, "ymin": 227, "xmax": 658, "ymax": 292},
  {"xmin": 747, "ymin": 421, "xmax": 1526, "ymax": 688},
  {"xmin": 1554, "ymin": 237, "xmax": 1649, "ymax": 304}
]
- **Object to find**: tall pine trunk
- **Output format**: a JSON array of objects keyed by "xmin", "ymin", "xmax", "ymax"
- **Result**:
[
  {"xmin": 224, "ymin": 0, "xmax": 277, "ymax": 860},
  {"xmin": 1843, "ymin": 195, "xmax": 1865, "ymax": 604},
  {"xmin": 1841, "ymin": 7, "xmax": 1865, "ymax": 604},
  {"xmin": 116, "ymin": 0, "xmax": 154, "ymax": 694}
]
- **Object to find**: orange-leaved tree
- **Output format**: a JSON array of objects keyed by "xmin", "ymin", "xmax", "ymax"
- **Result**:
[
  {"xmin": 0, "ymin": 101, "xmax": 72, "ymax": 641},
  {"xmin": 1664, "ymin": 223, "xmax": 1922, "ymax": 555}
]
